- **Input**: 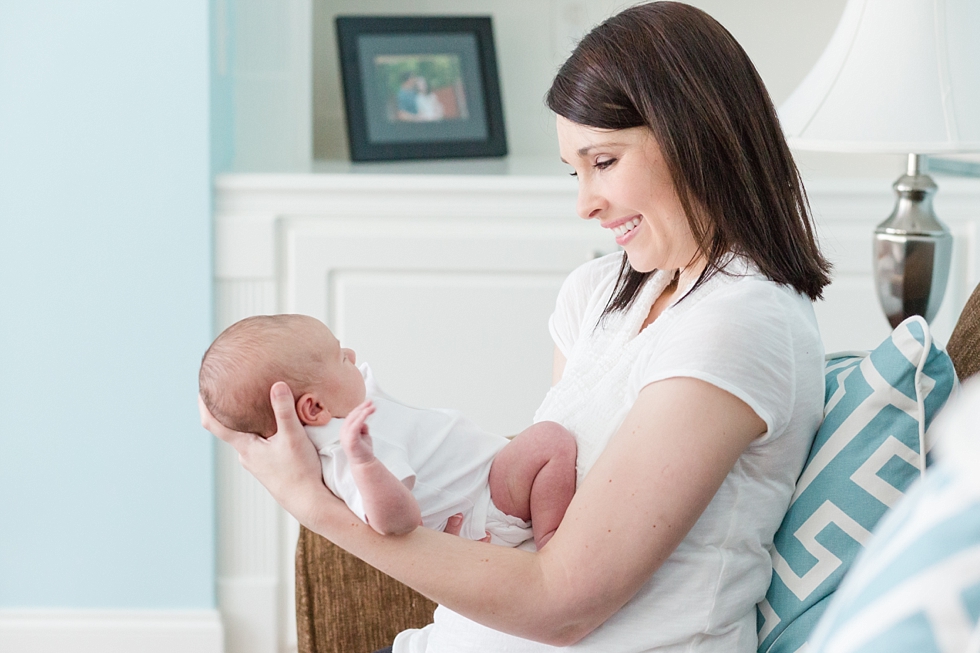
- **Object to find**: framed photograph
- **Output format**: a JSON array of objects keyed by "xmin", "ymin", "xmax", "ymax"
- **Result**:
[{"xmin": 335, "ymin": 16, "xmax": 507, "ymax": 162}]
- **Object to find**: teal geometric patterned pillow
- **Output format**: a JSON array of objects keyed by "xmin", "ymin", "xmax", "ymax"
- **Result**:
[
  {"xmin": 757, "ymin": 316, "xmax": 957, "ymax": 653},
  {"xmin": 807, "ymin": 460, "xmax": 980, "ymax": 653},
  {"xmin": 808, "ymin": 373, "xmax": 980, "ymax": 653}
]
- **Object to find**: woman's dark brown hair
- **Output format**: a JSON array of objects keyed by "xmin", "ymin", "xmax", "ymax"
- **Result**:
[{"xmin": 547, "ymin": 1, "xmax": 831, "ymax": 316}]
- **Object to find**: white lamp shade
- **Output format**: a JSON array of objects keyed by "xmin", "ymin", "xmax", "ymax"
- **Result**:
[{"xmin": 779, "ymin": 0, "xmax": 980, "ymax": 153}]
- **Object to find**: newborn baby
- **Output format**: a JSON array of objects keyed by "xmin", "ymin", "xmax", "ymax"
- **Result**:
[{"xmin": 199, "ymin": 314, "xmax": 576, "ymax": 548}]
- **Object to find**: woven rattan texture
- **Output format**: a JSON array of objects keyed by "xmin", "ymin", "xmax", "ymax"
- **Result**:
[
  {"xmin": 948, "ymin": 282, "xmax": 980, "ymax": 381},
  {"xmin": 296, "ymin": 526, "xmax": 437, "ymax": 653}
]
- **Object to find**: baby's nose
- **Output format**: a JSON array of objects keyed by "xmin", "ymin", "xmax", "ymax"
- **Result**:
[{"xmin": 346, "ymin": 348, "xmax": 356, "ymax": 364}]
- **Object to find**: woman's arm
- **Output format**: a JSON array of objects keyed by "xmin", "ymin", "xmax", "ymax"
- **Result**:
[{"xmin": 203, "ymin": 376, "xmax": 764, "ymax": 646}]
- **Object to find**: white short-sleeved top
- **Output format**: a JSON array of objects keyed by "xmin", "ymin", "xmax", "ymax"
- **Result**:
[
  {"xmin": 395, "ymin": 254, "xmax": 824, "ymax": 653},
  {"xmin": 307, "ymin": 364, "xmax": 510, "ymax": 541}
]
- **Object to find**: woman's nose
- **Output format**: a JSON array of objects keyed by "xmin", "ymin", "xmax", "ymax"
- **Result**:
[{"xmin": 576, "ymin": 183, "xmax": 605, "ymax": 220}]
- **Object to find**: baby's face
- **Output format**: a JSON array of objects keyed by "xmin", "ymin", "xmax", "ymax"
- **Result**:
[{"xmin": 305, "ymin": 321, "xmax": 366, "ymax": 419}]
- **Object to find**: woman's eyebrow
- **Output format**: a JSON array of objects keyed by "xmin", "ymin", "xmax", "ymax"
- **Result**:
[
  {"xmin": 577, "ymin": 142, "xmax": 627, "ymax": 156},
  {"xmin": 560, "ymin": 142, "xmax": 628, "ymax": 163}
]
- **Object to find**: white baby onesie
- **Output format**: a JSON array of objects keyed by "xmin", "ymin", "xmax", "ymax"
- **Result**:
[{"xmin": 306, "ymin": 363, "xmax": 532, "ymax": 545}]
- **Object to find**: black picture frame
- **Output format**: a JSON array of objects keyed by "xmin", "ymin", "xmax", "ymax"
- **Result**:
[{"xmin": 335, "ymin": 16, "xmax": 507, "ymax": 162}]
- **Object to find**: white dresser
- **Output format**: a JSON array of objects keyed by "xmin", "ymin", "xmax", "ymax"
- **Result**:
[{"xmin": 211, "ymin": 158, "xmax": 980, "ymax": 653}]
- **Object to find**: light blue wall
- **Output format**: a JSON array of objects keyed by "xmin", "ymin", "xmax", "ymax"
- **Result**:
[
  {"xmin": 212, "ymin": 0, "xmax": 236, "ymax": 173},
  {"xmin": 0, "ymin": 1, "xmax": 214, "ymax": 607}
]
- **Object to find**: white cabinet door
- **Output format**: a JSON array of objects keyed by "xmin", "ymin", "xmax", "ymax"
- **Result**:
[{"xmin": 281, "ymin": 217, "xmax": 613, "ymax": 435}]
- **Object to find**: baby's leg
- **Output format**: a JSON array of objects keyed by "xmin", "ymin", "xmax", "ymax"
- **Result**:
[{"xmin": 488, "ymin": 421, "xmax": 576, "ymax": 549}]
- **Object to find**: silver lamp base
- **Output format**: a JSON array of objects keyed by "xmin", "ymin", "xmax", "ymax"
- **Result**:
[{"xmin": 873, "ymin": 154, "xmax": 952, "ymax": 328}]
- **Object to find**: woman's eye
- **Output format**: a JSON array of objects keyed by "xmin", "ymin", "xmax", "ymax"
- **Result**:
[
  {"xmin": 568, "ymin": 170, "xmax": 578, "ymax": 178},
  {"xmin": 595, "ymin": 158, "xmax": 616, "ymax": 170}
]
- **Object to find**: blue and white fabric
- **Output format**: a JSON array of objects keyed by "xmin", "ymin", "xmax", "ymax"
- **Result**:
[
  {"xmin": 807, "ymin": 378, "xmax": 980, "ymax": 653},
  {"xmin": 758, "ymin": 316, "xmax": 957, "ymax": 653}
]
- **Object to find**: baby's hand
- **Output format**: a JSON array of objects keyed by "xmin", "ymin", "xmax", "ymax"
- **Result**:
[
  {"xmin": 443, "ymin": 513, "xmax": 492, "ymax": 543},
  {"xmin": 340, "ymin": 399, "xmax": 377, "ymax": 466}
]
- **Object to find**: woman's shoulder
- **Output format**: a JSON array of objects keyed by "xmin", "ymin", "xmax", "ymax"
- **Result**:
[
  {"xmin": 563, "ymin": 252, "xmax": 623, "ymax": 292},
  {"xmin": 687, "ymin": 258, "xmax": 816, "ymax": 325},
  {"xmin": 661, "ymin": 260, "xmax": 822, "ymax": 362},
  {"xmin": 549, "ymin": 253, "xmax": 624, "ymax": 356},
  {"xmin": 555, "ymin": 253, "xmax": 623, "ymax": 314}
]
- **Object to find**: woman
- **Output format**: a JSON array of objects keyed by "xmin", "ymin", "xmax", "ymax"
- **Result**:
[
  {"xmin": 202, "ymin": 3, "xmax": 832, "ymax": 651},
  {"xmin": 414, "ymin": 77, "xmax": 445, "ymax": 121}
]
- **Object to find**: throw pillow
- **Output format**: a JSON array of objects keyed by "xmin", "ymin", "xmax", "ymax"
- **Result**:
[
  {"xmin": 757, "ymin": 316, "xmax": 956, "ymax": 653},
  {"xmin": 807, "ymin": 378, "xmax": 980, "ymax": 653}
]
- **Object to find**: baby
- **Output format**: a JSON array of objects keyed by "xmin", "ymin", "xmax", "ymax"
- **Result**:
[{"xmin": 199, "ymin": 314, "xmax": 576, "ymax": 548}]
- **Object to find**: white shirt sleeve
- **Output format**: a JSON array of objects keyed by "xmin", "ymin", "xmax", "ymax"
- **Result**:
[
  {"xmin": 549, "ymin": 254, "xmax": 622, "ymax": 357},
  {"xmin": 634, "ymin": 278, "xmax": 813, "ymax": 441}
]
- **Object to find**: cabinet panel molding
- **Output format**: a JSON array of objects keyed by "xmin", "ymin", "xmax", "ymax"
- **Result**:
[{"xmin": 329, "ymin": 269, "xmax": 566, "ymax": 435}]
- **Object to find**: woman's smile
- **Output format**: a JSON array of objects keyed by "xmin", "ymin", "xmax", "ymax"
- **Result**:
[{"xmin": 606, "ymin": 215, "xmax": 643, "ymax": 245}]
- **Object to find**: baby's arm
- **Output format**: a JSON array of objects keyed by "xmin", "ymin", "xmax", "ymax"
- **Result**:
[
  {"xmin": 488, "ymin": 421, "xmax": 577, "ymax": 549},
  {"xmin": 340, "ymin": 400, "xmax": 422, "ymax": 535}
]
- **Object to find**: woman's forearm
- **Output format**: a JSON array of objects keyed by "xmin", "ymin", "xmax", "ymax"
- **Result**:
[{"xmin": 303, "ymin": 490, "xmax": 600, "ymax": 645}]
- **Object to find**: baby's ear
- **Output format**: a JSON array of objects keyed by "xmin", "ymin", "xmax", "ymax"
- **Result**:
[{"xmin": 296, "ymin": 393, "xmax": 332, "ymax": 426}]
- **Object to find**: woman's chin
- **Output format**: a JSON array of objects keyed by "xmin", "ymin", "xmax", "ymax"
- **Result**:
[{"xmin": 624, "ymin": 251, "xmax": 658, "ymax": 274}]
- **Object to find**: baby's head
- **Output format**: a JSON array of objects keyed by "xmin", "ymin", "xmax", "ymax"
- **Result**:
[{"xmin": 199, "ymin": 314, "xmax": 365, "ymax": 437}]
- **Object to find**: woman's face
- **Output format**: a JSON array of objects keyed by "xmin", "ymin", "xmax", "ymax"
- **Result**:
[{"xmin": 557, "ymin": 116, "xmax": 700, "ymax": 274}]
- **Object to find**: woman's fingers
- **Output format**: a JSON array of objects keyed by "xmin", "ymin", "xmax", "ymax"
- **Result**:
[
  {"xmin": 198, "ymin": 394, "xmax": 259, "ymax": 453},
  {"xmin": 269, "ymin": 381, "xmax": 305, "ymax": 438},
  {"xmin": 203, "ymin": 382, "xmax": 347, "ymax": 530}
]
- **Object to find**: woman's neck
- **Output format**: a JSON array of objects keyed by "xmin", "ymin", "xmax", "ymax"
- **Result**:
[
  {"xmin": 641, "ymin": 258, "xmax": 708, "ymax": 330},
  {"xmin": 676, "ymin": 254, "xmax": 708, "ymax": 292}
]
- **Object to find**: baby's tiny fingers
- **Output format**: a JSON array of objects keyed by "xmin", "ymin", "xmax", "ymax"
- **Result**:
[
  {"xmin": 352, "ymin": 400, "xmax": 376, "ymax": 421},
  {"xmin": 444, "ymin": 513, "xmax": 464, "ymax": 536},
  {"xmin": 347, "ymin": 401, "xmax": 376, "ymax": 429}
]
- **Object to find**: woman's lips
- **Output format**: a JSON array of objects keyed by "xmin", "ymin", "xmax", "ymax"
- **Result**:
[{"xmin": 608, "ymin": 216, "xmax": 642, "ymax": 246}]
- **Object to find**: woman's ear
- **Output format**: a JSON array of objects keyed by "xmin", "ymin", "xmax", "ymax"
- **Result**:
[{"xmin": 296, "ymin": 393, "xmax": 332, "ymax": 426}]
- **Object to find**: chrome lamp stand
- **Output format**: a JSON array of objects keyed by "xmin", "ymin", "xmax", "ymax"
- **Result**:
[{"xmin": 873, "ymin": 154, "xmax": 953, "ymax": 328}]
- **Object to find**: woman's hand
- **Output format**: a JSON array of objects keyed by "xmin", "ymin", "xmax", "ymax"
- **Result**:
[{"xmin": 199, "ymin": 381, "xmax": 342, "ymax": 527}]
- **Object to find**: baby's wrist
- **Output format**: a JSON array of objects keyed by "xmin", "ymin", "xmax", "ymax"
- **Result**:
[{"xmin": 347, "ymin": 451, "xmax": 379, "ymax": 468}]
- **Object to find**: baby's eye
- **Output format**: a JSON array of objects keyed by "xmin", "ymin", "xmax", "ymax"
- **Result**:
[{"xmin": 568, "ymin": 170, "xmax": 578, "ymax": 178}]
